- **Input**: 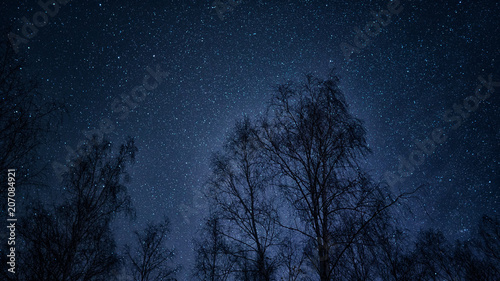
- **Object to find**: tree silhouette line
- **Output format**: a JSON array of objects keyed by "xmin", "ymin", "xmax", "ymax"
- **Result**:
[
  {"xmin": 0, "ymin": 38, "xmax": 498, "ymax": 280},
  {"xmin": 192, "ymin": 72, "xmax": 499, "ymax": 280}
]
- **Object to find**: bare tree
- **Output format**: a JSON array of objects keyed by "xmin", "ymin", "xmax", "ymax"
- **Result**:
[
  {"xmin": 452, "ymin": 240, "xmax": 498, "ymax": 281},
  {"xmin": 277, "ymin": 236, "xmax": 307, "ymax": 281},
  {"xmin": 18, "ymin": 137, "xmax": 137, "ymax": 281},
  {"xmin": 258, "ymin": 73, "xmax": 404, "ymax": 281},
  {"xmin": 125, "ymin": 218, "xmax": 179, "ymax": 281},
  {"xmin": 0, "ymin": 37, "xmax": 63, "ymax": 190},
  {"xmin": 373, "ymin": 215, "xmax": 500, "ymax": 281},
  {"xmin": 453, "ymin": 215, "xmax": 500, "ymax": 281},
  {"xmin": 193, "ymin": 214, "xmax": 235, "ymax": 281},
  {"xmin": 0, "ymin": 33, "xmax": 62, "ymax": 280},
  {"xmin": 410, "ymin": 229, "xmax": 459, "ymax": 281},
  {"xmin": 207, "ymin": 117, "xmax": 281, "ymax": 281},
  {"xmin": 373, "ymin": 222, "xmax": 415, "ymax": 281},
  {"xmin": 476, "ymin": 215, "xmax": 500, "ymax": 264}
]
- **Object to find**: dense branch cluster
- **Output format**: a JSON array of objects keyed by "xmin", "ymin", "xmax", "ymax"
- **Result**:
[
  {"xmin": 0, "ymin": 41, "xmax": 497, "ymax": 280},
  {"xmin": 193, "ymin": 73, "xmax": 500, "ymax": 281}
]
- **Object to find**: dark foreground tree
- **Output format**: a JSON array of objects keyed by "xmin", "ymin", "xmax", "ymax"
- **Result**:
[
  {"xmin": 453, "ymin": 215, "xmax": 500, "ymax": 280},
  {"xmin": 412, "ymin": 229, "xmax": 458, "ymax": 280},
  {"xmin": 277, "ymin": 236, "xmax": 307, "ymax": 281},
  {"xmin": 258, "ymin": 73, "xmax": 404, "ymax": 280},
  {"xmin": 476, "ymin": 215, "xmax": 500, "ymax": 265},
  {"xmin": 206, "ymin": 117, "xmax": 281, "ymax": 280},
  {"xmin": 374, "ymin": 216, "xmax": 500, "ymax": 281},
  {"xmin": 125, "ymin": 218, "xmax": 179, "ymax": 281},
  {"xmin": 193, "ymin": 71, "xmax": 497, "ymax": 280},
  {"xmin": 0, "ymin": 37, "xmax": 63, "ymax": 190},
  {"xmin": 0, "ymin": 33, "xmax": 61, "ymax": 280},
  {"xmin": 18, "ymin": 137, "xmax": 137, "ymax": 281},
  {"xmin": 193, "ymin": 214, "xmax": 236, "ymax": 281},
  {"xmin": 373, "ymin": 222, "xmax": 415, "ymax": 281}
]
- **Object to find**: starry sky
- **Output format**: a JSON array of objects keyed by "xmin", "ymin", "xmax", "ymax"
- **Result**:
[{"xmin": 2, "ymin": 0, "xmax": 499, "ymax": 278}]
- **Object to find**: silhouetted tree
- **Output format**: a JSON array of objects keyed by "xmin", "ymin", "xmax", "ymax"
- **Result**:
[
  {"xmin": 410, "ymin": 229, "xmax": 458, "ymax": 280},
  {"xmin": 207, "ymin": 117, "xmax": 281, "ymax": 280},
  {"xmin": 373, "ymin": 223, "xmax": 415, "ymax": 281},
  {"xmin": 125, "ymin": 218, "xmax": 179, "ymax": 281},
  {"xmin": 0, "ymin": 38, "xmax": 63, "ymax": 190},
  {"xmin": 307, "ymin": 216, "xmax": 500, "ymax": 281},
  {"xmin": 476, "ymin": 215, "xmax": 500, "ymax": 264},
  {"xmin": 453, "ymin": 215, "xmax": 500, "ymax": 280},
  {"xmin": 452, "ymin": 239, "xmax": 498, "ymax": 281},
  {"xmin": 258, "ymin": 73, "xmax": 401, "ymax": 281},
  {"xmin": 18, "ymin": 137, "xmax": 137, "ymax": 281},
  {"xmin": 378, "ymin": 219, "xmax": 500, "ymax": 281},
  {"xmin": 193, "ymin": 214, "xmax": 235, "ymax": 281},
  {"xmin": 193, "ymin": 72, "xmax": 496, "ymax": 281},
  {"xmin": 277, "ymin": 236, "xmax": 307, "ymax": 281},
  {"xmin": 0, "ymin": 33, "xmax": 61, "ymax": 280}
]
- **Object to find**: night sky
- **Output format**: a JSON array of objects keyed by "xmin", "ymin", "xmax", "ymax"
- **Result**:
[{"xmin": 2, "ymin": 0, "xmax": 499, "ymax": 279}]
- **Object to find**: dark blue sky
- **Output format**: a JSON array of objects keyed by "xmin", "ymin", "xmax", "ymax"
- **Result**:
[{"xmin": 2, "ymin": 0, "xmax": 499, "ymax": 278}]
